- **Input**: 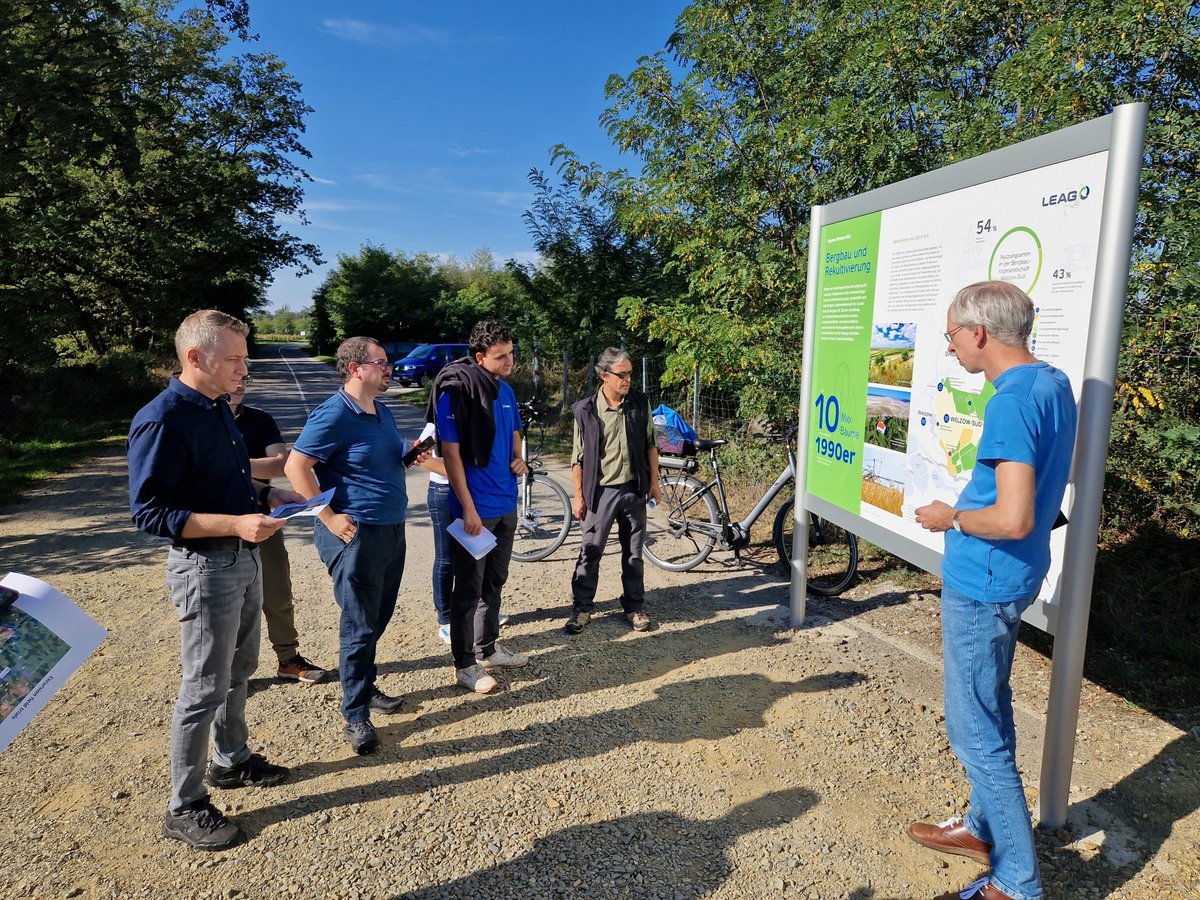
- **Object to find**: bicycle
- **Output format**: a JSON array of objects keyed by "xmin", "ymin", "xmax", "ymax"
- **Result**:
[
  {"xmin": 643, "ymin": 427, "xmax": 859, "ymax": 595},
  {"xmin": 510, "ymin": 400, "xmax": 574, "ymax": 562}
]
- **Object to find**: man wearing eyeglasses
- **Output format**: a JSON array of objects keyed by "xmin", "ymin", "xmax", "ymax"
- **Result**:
[
  {"xmin": 285, "ymin": 337, "xmax": 422, "ymax": 755},
  {"xmin": 909, "ymin": 281, "xmax": 1077, "ymax": 900},
  {"xmin": 565, "ymin": 348, "xmax": 662, "ymax": 635}
]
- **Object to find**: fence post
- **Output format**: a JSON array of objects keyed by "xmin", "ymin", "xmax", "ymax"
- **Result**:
[
  {"xmin": 587, "ymin": 355, "xmax": 596, "ymax": 397},
  {"xmin": 692, "ymin": 365, "xmax": 700, "ymax": 429},
  {"xmin": 641, "ymin": 356, "xmax": 649, "ymax": 395},
  {"xmin": 561, "ymin": 351, "xmax": 570, "ymax": 411}
]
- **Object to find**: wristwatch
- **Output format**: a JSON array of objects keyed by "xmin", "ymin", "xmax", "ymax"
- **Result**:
[{"xmin": 951, "ymin": 511, "xmax": 963, "ymax": 533}]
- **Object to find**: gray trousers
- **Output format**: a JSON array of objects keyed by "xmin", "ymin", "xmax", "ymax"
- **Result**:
[
  {"xmin": 570, "ymin": 481, "xmax": 646, "ymax": 613},
  {"xmin": 165, "ymin": 546, "xmax": 261, "ymax": 814}
]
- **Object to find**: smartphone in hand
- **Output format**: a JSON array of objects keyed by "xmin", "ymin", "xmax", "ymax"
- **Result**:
[{"xmin": 402, "ymin": 435, "xmax": 436, "ymax": 468}]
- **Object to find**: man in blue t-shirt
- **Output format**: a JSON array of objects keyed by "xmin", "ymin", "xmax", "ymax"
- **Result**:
[
  {"xmin": 285, "ymin": 337, "xmax": 423, "ymax": 755},
  {"xmin": 435, "ymin": 319, "xmax": 529, "ymax": 694},
  {"xmin": 910, "ymin": 282, "xmax": 1077, "ymax": 900}
]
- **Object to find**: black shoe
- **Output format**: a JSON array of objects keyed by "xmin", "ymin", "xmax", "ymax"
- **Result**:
[
  {"xmin": 564, "ymin": 610, "xmax": 591, "ymax": 634},
  {"xmin": 344, "ymin": 719, "xmax": 379, "ymax": 755},
  {"xmin": 163, "ymin": 800, "xmax": 243, "ymax": 850},
  {"xmin": 205, "ymin": 752, "xmax": 289, "ymax": 789},
  {"xmin": 369, "ymin": 686, "xmax": 405, "ymax": 714}
]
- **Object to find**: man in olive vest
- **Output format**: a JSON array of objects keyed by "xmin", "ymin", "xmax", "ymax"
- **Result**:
[{"xmin": 565, "ymin": 348, "xmax": 662, "ymax": 635}]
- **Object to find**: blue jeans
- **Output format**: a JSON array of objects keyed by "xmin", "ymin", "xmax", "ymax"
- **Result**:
[
  {"xmin": 941, "ymin": 585, "xmax": 1043, "ymax": 900},
  {"xmin": 314, "ymin": 519, "xmax": 406, "ymax": 724},
  {"xmin": 428, "ymin": 482, "xmax": 453, "ymax": 626},
  {"xmin": 165, "ymin": 546, "xmax": 261, "ymax": 814}
]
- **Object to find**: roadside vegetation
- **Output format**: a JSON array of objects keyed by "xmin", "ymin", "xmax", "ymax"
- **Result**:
[{"xmin": 3, "ymin": 1, "xmax": 1196, "ymax": 706}]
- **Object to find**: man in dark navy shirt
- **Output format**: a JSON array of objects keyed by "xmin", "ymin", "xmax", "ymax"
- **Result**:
[{"xmin": 128, "ymin": 310, "xmax": 302, "ymax": 851}]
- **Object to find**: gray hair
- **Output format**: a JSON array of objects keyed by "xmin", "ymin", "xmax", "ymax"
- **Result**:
[
  {"xmin": 336, "ymin": 336, "xmax": 383, "ymax": 382},
  {"xmin": 175, "ymin": 310, "xmax": 248, "ymax": 365},
  {"xmin": 949, "ymin": 281, "xmax": 1034, "ymax": 348},
  {"xmin": 595, "ymin": 347, "xmax": 631, "ymax": 379}
]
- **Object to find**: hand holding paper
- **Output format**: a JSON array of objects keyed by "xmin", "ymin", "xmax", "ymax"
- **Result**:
[{"xmin": 269, "ymin": 487, "xmax": 335, "ymax": 520}]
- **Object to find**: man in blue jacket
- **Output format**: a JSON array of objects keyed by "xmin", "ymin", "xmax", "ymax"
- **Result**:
[
  {"xmin": 910, "ymin": 281, "xmax": 1077, "ymax": 900},
  {"xmin": 128, "ymin": 310, "xmax": 302, "ymax": 850}
]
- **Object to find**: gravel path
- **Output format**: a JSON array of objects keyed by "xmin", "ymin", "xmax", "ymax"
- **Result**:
[{"xmin": 0, "ymin": 349, "xmax": 1195, "ymax": 899}]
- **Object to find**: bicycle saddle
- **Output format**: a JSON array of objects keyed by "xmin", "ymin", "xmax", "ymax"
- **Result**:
[{"xmin": 696, "ymin": 438, "xmax": 726, "ymax": 450}]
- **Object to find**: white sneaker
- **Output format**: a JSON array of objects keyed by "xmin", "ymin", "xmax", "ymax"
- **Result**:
[
  {"xmin": 455, "ymin": 664, "xmax": 498, "ymax": 694},
  {"xmin": 498, "ymin": 613, "xmax": 510, "ymax": 626},
  {"xmin": 479, "ymin": 642, "xmax": 528, "ymax": 670},
  {"xmin": 437, "ymin": 624, "xmax": 451, "ymax": 645}
]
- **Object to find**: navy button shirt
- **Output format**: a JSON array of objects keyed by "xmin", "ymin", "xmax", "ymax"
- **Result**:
[{"xmin": 128, "ymin": 377, "xmax": 257, "ymax": 540}]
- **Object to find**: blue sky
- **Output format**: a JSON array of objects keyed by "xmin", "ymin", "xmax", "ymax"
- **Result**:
[{"xmin": 244, "ymin": 1, "xmax": 686, "ymax": 311}]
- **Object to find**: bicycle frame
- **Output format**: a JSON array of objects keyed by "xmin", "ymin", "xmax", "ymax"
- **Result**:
[{"xmin": 673, "ymin": 439, "xmax": 797, "ymax": 551}]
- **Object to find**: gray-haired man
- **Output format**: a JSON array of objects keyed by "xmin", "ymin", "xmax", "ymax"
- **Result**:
[{"xmin": 565, "ymin": 348, "xmax": 662, "ymax": 634}]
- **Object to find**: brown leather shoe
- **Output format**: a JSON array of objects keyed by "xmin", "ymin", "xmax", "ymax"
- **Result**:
[
  {"xmin": 934, "ymin": 877, "xmax": 1014, "ymax": 899},
  {"xmin": 907, "ymin": 815, "xmax": 992, "ymax": 864}
]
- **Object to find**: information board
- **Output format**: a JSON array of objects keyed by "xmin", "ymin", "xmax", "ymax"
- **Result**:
[{"xmin": 804, "ymin": 153, "xmax": 1110, "ymax": 628}]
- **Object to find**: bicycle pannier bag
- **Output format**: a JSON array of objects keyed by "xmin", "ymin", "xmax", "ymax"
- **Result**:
[{"xmin": 652, "ymin": 404, "xmax": 698, "ymax": 457}]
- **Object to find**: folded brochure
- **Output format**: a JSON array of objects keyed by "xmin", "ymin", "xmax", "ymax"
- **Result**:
[{"xmin": 269, "ymin": 487, "xmax": 335, "ymax": 520}]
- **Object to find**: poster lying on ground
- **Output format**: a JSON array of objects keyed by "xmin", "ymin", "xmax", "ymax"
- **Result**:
[
  {"xmin": 805, "ymin": 151, "xmax": 1109, "ymax": 622},
  {"xmin": 0, "ymin": 572, "xmax": 107, "ymax": 753}
]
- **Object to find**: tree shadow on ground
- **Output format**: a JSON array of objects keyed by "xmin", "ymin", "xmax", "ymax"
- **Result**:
[
  {"xmin": 250, "ymin": 671, "xmax": 862, "ymax": 829},
  {"xmin": 388, "ymin": 786, "xmax": 818, "ymax": 898}
]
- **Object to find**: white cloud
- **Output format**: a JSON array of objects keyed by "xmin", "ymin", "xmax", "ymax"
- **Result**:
[
  {"xmin": 320, "ymin": 19, "xmax": 449, "ymax": 47},
  {"xmin": 309, "ymin": 176, "xmax": 337, "ymax": 185},
  {"xmin": 449, "ymin": 144, "xmax": 499, "ymax": 159}
]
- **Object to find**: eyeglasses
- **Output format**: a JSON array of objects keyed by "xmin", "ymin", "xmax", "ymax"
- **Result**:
[
  {"xmin": 944, "ymin": 323, "xmax": 970, "ymax": 343},
  {"xmin": 605, "ymin": 369, "xmax": 634, "ymax": 381},
  {"xmin": 357, "ymin": 359, "xmax": 390, "ymax": 370},
  {"xmin": 241, "ymin": 375, "xmax": 253, "ymax": 385}
]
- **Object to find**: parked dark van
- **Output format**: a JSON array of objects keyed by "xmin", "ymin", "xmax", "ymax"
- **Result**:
[{"xmin": 391, "ymin": 343, "xmax": 469, "ymax": 386}]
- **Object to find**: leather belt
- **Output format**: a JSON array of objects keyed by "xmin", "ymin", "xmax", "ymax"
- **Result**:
[{"xmin": 172, "ymin": 537, "xmax": 258, "ymax": 552}]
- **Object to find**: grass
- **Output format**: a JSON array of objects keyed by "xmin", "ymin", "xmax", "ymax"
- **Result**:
[{"xmin": 0, "ymin": 429, "xmax": 131, "ymax": 509}]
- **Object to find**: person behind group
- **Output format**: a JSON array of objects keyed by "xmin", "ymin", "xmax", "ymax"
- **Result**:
[
  {"xmin": 433, "ymin": 319, "xmax": 529, "ymax": 694},
  {"xmin": 414, "ymin": 418, "xmax": 453, "ymax": 645},
  {"xmin": 284, "ymin": 337, "xmax": 424, "ymax": 755},
  {"xmin": 564, "ymin": 348, "xmax": 662, "ymax": 635},
  {"xmin": 128, "ymin": 310, "xmax": 302, "ymax": 850},
  {"xmin": 228, "ymin": 376, "xmax": 327, "ymax": 684},
  {"xmin": 909, "ymin": 281, "xmax": 1077, "ymax": 900}
]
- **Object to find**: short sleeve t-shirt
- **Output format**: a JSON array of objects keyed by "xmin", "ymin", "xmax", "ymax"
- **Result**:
[
  {"xmin": 291, "ymin": 390, "xmax": 409, "ymax": 525},
  {"xmin": 436, "ymin": 379, "xmax": 522, "ymax": 518},
  {"xmin": 233, "ymin": 405, "xmax": 283, "ymax": 458},
  {"xmin": 942, "ymin": 362, "xmax": 1077, "ymax": 603}
]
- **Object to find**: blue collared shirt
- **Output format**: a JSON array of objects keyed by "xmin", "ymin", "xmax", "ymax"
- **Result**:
[
  {"xmin": 127, "ymin": 377, "xmax": 258, "ymax": 540},
  {"xmin": 291, "ymin": 389, "xmax": 409, "ymax": 525}
]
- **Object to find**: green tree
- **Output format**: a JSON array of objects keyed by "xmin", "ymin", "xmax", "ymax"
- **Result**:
[
  {"xmin": 560, "ymin": 0, "xmax": 1200, "ymax": 528},
  {"xmin": 0, "ymin": 0, "xmax": 318, "ymax": 386}
]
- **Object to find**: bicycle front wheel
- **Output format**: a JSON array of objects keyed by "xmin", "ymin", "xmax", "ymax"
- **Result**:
[
  {"xmin": 511, "ymin": 473, "xmax": 573, "ymax": 563},
  {"xmin": 643, "ymin": 474, "xmax": 720, "ymax": 572},
  {"xmin": 773, "ymin": 498, "xmax": 859, "ymax": 596}
]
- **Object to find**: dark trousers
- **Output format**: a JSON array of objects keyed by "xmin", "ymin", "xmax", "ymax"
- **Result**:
[
  {"xmin": 571, "ymin": 481, "xmax": 646, "ymax": 613},
  {"xmin": 450, "ymin": 509, "xmax": 517, "ymax": 669},
  {"xmin": 314, "ymin": 520, "xmax": 406, "ymax": 724}
]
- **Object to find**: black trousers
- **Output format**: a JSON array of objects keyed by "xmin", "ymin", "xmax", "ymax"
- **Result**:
[
  {"xmin": 449, "ymin": 509, "xmax": 517, "ymax": 669},
  {"xmin": 570, "ymin": 481, "xmax": 646, "ymax": 613}
]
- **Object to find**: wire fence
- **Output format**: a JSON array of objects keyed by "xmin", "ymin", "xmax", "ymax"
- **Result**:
[{"xmin": 507, "ymin": 350, "xmax": 758, "ymax": 438}]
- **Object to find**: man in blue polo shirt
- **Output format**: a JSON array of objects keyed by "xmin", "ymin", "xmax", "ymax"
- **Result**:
[
  {"xmin": 285, "ymin": 336, "xmax": 422, "ymax": 755},
  {"xmin": 910, "ymin": 281, "xmax": 1077, "ymax": 900},
  {"xmin": 128, "ymin": 310, "xmax": 302, "ymax": 851},
  {"xmin": 435, "ymin": 319, "xmax": 529, "ymax": 694}
]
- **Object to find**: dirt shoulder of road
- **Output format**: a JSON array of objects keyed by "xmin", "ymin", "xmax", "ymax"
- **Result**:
[{"xmin": 0, "ymin": 361, "xmax": 1196, "ymax": 898}]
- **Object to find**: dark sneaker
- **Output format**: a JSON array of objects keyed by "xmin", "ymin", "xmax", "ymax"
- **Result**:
[
  {"xmin": 277, "ymin": 654, "xmax": 327, "ymax": 684},
  {"xmin": 626, "ymin": 610, "xmax": 652, "ymax": 632},
  {"xmin": 564, "ymin": 610, "xmax": 590, "ymax": 634},
  {"xmin": 163, "ymin": 800, "xmax": 243, "ymax": 850},
  {"xmin": 369, "ymin": 686, "xmax": 406, "ymax": 714},
  {"xmin": 344, "ymin": 719, "xmax": 379, "ymax": 755},
  {"xmin": 206, "ymin": 753, "xmax": 289, "ymax": 789}
]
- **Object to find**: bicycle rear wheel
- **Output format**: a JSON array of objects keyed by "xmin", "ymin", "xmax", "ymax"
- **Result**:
[
  {"xmin": 643, "ymin": 474, "xmax": 720, "ymax": 572},
  {"xmin": 511, "ymin": 473, "xmax": 572, "ymax": 562},
  {"xmin": 773, "ymin": 498, "xmax": 859, "ymax": 596}
]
